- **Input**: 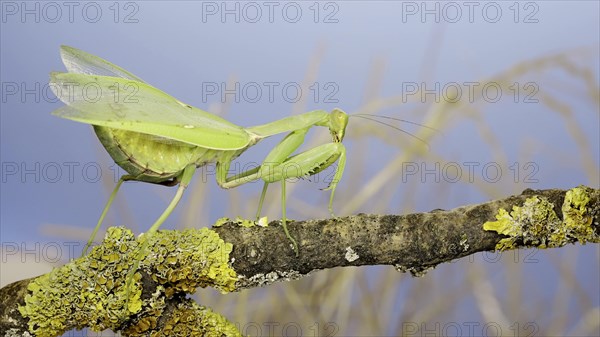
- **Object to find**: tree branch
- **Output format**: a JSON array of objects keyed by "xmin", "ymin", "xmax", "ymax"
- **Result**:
[{"xmin": 1, "ymin": 186, "xmax": 598, "ymax": 337}]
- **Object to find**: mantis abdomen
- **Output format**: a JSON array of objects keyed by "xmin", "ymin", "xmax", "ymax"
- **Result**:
[{"xmin": 94, "ymin": 126, "xmax": 248, "ymax": 184}]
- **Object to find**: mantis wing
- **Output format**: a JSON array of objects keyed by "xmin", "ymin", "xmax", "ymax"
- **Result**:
[
  {"xmin": 59, "ymin": 45, "xmax": 145, "ymax": 82},
  {"xmin": 51, "ymin": 72, "xmax": 252, "ymax": 150}
]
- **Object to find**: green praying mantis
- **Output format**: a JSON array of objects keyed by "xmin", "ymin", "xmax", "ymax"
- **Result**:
[
  {"xmin": 51, "ymin": 45, "xmax": 349, "ymax": 256},
  {"xmin": 50, "ymin": 46, "xmax": 431, "ymax": 258}
]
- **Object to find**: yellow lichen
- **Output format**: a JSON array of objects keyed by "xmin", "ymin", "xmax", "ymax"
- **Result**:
[
  {"xmin": 18, "ymin": 226, "xmax": 239, "ymax": 337},
  {"xmin": 483, "ymin": 187, "xmax": 598, "ymax": 250},
  {"xmin": 212, "ymin": 217, "xmax": 231, "ymax": 227},
  {"xmin": 146, "ymin": 227, "xmax": 238, "ymax": 296},
  {"xmin": 483, "ymin": 196, "xmax": 561, "ymax": 249},
  {"xmin": 212, "ymin": 216, "xmax": 268, "ymax": 228},
  {"xmin": 152, "ymin": 302, "xmax": 242, "ymax": 337},
  {"xmin": 18, "ymin": 227, "xmax": 143, "ymax": 337},
  {"xmin": 561, "ymin": 186, "xmax": 597, "ymax": 243}
]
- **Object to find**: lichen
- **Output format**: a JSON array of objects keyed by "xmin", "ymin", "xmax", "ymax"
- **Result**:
[
  {"xmin": 212, "ymin": 216, "xmax": 268, "ymax": 228},
  {"xmin": 483, "ymin": 186, "xmax": 598, "ymax": 250},
  {"xmin": 18, "ymin": 226, "xmax": 239, "ymax": 337},
  {"xmin": 459, "ymin": 233, "xmax": 469, "ymax": 251},
  {"xmin": 151, "ymin": 302, "xmax": 242, "ymax": 337},
  {"xmin": 122, "ymin": 286, "xmax": 167, "ymax": 335},
  {"xmin": 236, "ymin": 270, "xmax": 303, "ymax": 289},
  {"xmin": 18, "ymin": 227, "xmax": 143, "ymax": 337},
  {"xmin": 146, "ymin": 227, "xmax": 238, "ymax": 297},
  {"xmin": 212, "ymin": 217, "xmax": 231, "ymax": 227},
  {"xmin": 561, "ymin": 186, "xmax": 597, "ymax": 243},
  {"xmin": 345, "ymin": 247, "xmax": 359, "ymax": 262}
]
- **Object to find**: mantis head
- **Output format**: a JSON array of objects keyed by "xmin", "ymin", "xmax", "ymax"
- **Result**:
[{"xmin": 329, "ymin": 108, "xmax": 349, "ymax": 143}]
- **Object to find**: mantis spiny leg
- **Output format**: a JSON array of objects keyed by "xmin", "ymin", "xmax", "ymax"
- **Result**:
[
  {"xmin": 83, "ymin": 175, "xmax": 130, "ymax": 256},
  {"xmin": 256, "ymin": 182, "xmax": 270, "ymax": 221},
  {"xmin": 125, "ymin": 164, "xmax": 196, "ymax": 300},
  {"xmin": 280, "ymin": 178, "xmax": 298, "ymax": 253}
]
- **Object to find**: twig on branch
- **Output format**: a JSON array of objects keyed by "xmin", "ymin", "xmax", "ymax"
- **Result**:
[{"xmin": 1, "ymin": 186, "xmax": 598, "ymax": 337}]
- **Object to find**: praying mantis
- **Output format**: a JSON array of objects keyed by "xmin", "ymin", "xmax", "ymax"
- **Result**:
[
  {"xmin": 51, "ymin": 46, "xmax": 430, "ymax": 258},
  {"xmin": 51, "ymin": 46, "xmax": 348, "ymax": 255}
]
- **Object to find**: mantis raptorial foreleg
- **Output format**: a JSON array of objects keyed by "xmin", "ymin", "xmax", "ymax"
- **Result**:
[
  {"xmin": 216, "ymin": 126, "xmax": 347, "ymax": 252},
  {"xmin": 263, "ymin": 142, "xmax": 346, "ymax": 252}
]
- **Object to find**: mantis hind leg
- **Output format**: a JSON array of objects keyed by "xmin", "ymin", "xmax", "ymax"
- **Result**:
[
  {"xmin": 125, "ymin": 164, "xmax": 196, "ymax": 301},
  {"xmin": 83, "ymin": 175, "xmax": 180, "ymax": 256},
  {"xmin": 83, "ymin": 175, "xmax": 131, "ymax": 256}
]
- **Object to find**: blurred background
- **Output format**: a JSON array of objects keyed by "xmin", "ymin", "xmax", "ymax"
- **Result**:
[{"xmin": 1, "ymin": 1, "xmax": 598, "ymax": 336}]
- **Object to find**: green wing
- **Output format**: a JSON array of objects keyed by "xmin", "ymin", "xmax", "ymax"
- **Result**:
[
  {"xmin": 51, "ymin": 48, "xmax": 251, "ymax": 150},
  {"xmin": 60, "ymin": 45, "xmax": 145, "ymax": 82},
  {"xmin": 51, "ymin": 72, "xmax": 251, "ymax": 150}
]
